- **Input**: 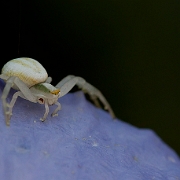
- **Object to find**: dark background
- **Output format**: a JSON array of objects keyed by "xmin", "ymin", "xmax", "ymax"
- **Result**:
[{"xmin": 1, "ymin": 1, "xmax": 180, "ymax": 155}]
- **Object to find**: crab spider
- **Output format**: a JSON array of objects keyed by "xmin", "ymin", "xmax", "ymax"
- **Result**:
[{"xmin": 0, "ymin": 58, "xmax": 115, "ymax": 126}]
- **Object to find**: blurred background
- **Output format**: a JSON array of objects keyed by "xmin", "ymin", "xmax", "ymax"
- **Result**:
[{"xmin": 1, "ymin": 1, "xmax": 180, "ymax": 155}]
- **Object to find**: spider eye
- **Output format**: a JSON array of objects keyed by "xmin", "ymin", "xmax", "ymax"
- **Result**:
[{"xmin": 38, "ymin": 98, "xmax": 44, "ymax": 104}]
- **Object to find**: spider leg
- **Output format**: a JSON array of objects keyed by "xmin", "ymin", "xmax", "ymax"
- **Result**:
[
  {"xmin": 55, "ymin": 75, "xmax": 75, "ymax": 88},
  {"xmin": 3, "ymin": 91, "xmax": 26, "ymax": 126},
  {"xmin": 1, "ymin": 76, "xmax": 37, "ymax": 125},
  {"xmin": 1, "ymin": 76, "xmax": 16, "ymax": 126},
  {"xmin": 40, "ymin": 100, "xmax": 49, "ymax": 122},
  {"xmin": 45, "ymin": 76, "xmax": 52, "ymax": 83},
  {"xmin": 56, "ymin": 75, "xmax": 115, "ymax": 118},
  {"xmin": 51, "ymin": 101, "xmax": 61, "ymax": 117},
  {"xmin": 56, "ymin": 75, "xmax": 78, "ymax": 97}
]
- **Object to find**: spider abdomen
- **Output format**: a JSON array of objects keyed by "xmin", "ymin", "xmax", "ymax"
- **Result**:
[{"xmin": 2, "ymin": 58, "xmax": 48, "ymax": 87}]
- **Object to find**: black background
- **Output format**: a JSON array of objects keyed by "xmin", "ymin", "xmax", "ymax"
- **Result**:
[{"xmin": 1, "ymin": 1, "xmax": 180, "ymax": 155}]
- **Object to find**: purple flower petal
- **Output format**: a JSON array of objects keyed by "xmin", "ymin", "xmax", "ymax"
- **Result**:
[{"xmin": 0, "ymin": 80, "xmax": 180, "ymax": 180}]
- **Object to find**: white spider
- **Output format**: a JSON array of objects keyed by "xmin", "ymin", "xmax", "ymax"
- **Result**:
[{"xmin": 0, "ymin": 57, "xmax": 115, "ymax": 126}]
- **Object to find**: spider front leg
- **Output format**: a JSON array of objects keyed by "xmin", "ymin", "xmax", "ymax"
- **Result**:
[
  {"xmin": 0, "ymin": 76, "xmax": 16, "ymax": 125},
  {"xmin": 4, "ymin": 91, "xmax": 22, "ymax": 125},
  {"xmin": 1, "ymin": 76, "xmax": 37, "ymax": 126},
  {"xmin": 56, "ymin": 75, "xmax": 115, "ymax": 118},
  {"xmin": 40, "ymin": 101, "xmax": 61, "ymax": 121},
  {"xmin": 40, "ymin": 101, "xmax": 49, "ymax": 122},
  {"xmin": 51, "ymin": 102, "xmax": 61, "ymax": 117}
]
